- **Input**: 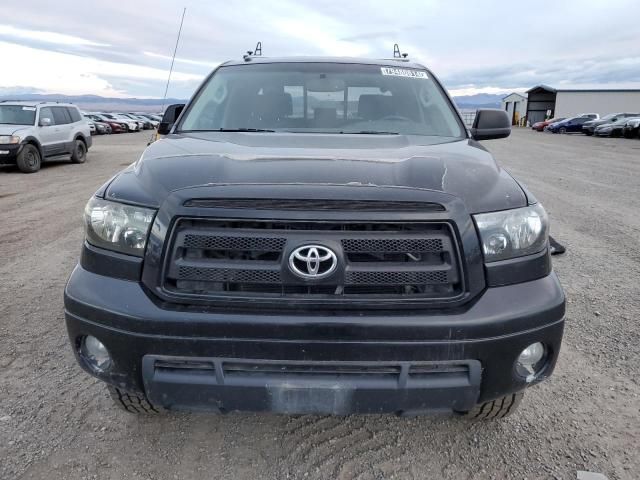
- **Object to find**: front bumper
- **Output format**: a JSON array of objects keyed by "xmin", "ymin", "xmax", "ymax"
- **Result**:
[
  {"xmin": 0, "ymin": 143, "xmax": 21, "ymax": 163},
  {"xmin": 64, "ymin": 265, "xmax": 565, "ymax": 414}
]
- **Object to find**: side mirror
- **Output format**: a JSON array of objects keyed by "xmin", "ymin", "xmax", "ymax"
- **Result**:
[
  {"xmin": 157, "ymin": 103, "xmax": 185, "ymax": 135},
  {"xmin": 39, "ymin": 117, "xmax": 52, "ymax": 127},
  {"xmin": 470, "ymin": 109, "xmax": 511, "ymax": 140}
]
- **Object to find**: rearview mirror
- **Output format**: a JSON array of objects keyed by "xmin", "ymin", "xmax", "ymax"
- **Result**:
[
  {"xmin": 39, "ymin": 117, "xmax": 52, "ymax": 127},
  {"xmin": 470, "ymin": 109, "xmax": 511, "ymax": 140},
  {"xmin": 157, "ymin": 103, "xmax": 185, "ymax": 135}
]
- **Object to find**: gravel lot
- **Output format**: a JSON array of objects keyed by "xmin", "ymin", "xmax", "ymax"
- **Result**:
[{"xmin": 0, "ymin": 129, "xmax": 638, "ymax": 480}]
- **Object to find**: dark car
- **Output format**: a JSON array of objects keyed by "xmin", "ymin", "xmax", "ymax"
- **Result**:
[
  {"xmin": 65, "ymin": 56, "xmax": 565, "ymax": 419},
  {"xmin": 582, "ymin": 113, "xmax": 640, "ymax": 135},
  {"xmin": 531, "ymin": 117, "xmax": 565, "ymax": 132},
  {"xmin": 85, "ymin": 114, "xmax": 125, "ymax": 133},
  {"xmin": 623, "ymin": 118, "xmax": 640, "ymax": 138},
  {"xmin": 547, "ymin": 116, "xmax": 591, "ymax": 133},
  {"xmin": 594, "ymin": 117, "xmax": 640, "ymax": 137},
  {"xmin": 83, "ymin": 116, "xmax": 111, "ymax": 135}
]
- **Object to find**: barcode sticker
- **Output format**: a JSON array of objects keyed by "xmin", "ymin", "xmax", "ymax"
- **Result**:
[{"xmin": 380, "ymin": 67, "xmax": 428, "ymax": 79}]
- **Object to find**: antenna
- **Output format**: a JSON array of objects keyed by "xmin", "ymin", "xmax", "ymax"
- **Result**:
[
  {"xmin": 391, "ymin": 43, "xmax": 409, "ymax": 61},
  {"xmin": 161, "ymin": 7, "xmax": 187, "ymax": 113},
  {"xmin": 243, "ymin": 41, "xmax": 263, "ymax": 61}
]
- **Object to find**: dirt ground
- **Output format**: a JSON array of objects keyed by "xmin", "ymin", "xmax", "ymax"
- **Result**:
[{"xmin": 0, "ymin": 129, "xmax": 638, "ymax": 480}]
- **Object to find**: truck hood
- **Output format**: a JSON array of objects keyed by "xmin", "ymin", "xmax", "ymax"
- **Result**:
[{"xmin": 105, "ymin": 132, "xmax": 527, "ymax": 214}]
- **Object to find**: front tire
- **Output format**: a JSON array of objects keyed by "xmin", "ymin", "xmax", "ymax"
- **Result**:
[
  {"xmin": 559, "ymin": 127, "xmax": 567, "ymax": 134},
  {"xmin": 457, "ymin": 392, "xmax": 523, "ymax": 420},
  {"xmin": 70, "ymin": 139, "xmax": 87, "ymax": 163},
  {"xmin": 107, "ymin": 385, "xmax": 162, "ymax": 414},
  {"xmin": 16, "ymin": 144, "xmax": 41, "ymax": 173}
]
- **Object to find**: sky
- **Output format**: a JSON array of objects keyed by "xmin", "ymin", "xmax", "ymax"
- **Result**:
[{"xmin": 1, "ymin": 0, "xmax": 639, "ymax": 99}]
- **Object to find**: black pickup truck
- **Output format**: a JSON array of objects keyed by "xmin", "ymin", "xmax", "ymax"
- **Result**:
[{"xmin": 65, "ymin": 57, "xmax": 565, "ymax": 419}]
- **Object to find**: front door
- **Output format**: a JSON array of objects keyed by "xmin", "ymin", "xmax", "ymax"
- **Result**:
[{"xmin": 37, "ymin": 107, "xmax": 65, "ymax": 156}]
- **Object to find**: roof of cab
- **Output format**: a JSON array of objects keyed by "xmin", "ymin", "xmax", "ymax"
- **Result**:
[{"xmin": 221, "ymin": 56, "xmax": 427, "ymax": 69}]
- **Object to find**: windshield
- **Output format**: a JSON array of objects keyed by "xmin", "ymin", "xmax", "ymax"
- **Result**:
[
  {"xmin": 179, "ymin": 63, "xmax": 465, "ymax": 138},
  {"xmin": 0, "ymin": 105, "xmax": 36, "ymax": 125}
]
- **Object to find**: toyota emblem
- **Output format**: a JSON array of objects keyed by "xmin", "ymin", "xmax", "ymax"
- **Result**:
[{"xmin": 288, "ymin": 245, "xmax": 338, "ymax": 279}]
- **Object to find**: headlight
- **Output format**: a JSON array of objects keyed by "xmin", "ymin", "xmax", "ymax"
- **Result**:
[
  {"xmin": 0, "ymin": 135, "xmax": 20, "ymax": 144},
  {"xmin": 84, "ymin": 197, "xmax": 156, "ymax": 256},
  {"xmin": 474, "ymin": 204, "xmax": 549, "ymax": 262}
]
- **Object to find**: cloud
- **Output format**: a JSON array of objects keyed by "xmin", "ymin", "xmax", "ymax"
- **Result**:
[
  {"xmin": 0, "ymin": 0, "xmax": 639, "ymax": 98},
  {"xmin": 0, "ymin": 24, "xmax": 110, "ymax": 47}
]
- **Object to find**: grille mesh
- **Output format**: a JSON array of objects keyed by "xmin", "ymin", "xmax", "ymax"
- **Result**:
[
  {"xmin": 346, "ymin": 270, "xmax": 448, "ymax": 285},
  {"xmin": 342, "ymin": 238, "xmax": 443, "ymax": 253},
  {"xmin": 183, "ymin": 234, "xmax": 286, "ymax": 251},
  {"xmin": 178, "ymin": 266, "xmax": 281, "ymax": 283}
]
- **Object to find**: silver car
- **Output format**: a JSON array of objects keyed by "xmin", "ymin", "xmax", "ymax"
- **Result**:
[{"xmin": 0, "ymin": 101, "xmax": 92, "ymax": 173}]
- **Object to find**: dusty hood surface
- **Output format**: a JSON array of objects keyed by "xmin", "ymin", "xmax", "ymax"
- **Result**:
[{"xmin": 105, "ymin": 132, "xmax": 527, "ymax": 213}]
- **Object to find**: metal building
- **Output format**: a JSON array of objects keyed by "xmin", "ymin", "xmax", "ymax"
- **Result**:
[
  {"xmin": 555, "ymin": 90, "xmax": 640, "ymax": 117},
  {"xmin": 501, "ymin": 93, "xmax": 527, "ymax": 125},
  {"xmin": 525, "ymin": 85, "xmax": 557, "ymax": 125},
  {"xmin": 525, "ymin": 85, "xmax": 640, "ymax": 124}
]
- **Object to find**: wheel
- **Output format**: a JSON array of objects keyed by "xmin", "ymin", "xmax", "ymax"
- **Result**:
[
  {"xmin": 107, "ymin": 385, "xmax": 162, "ymax": 414},
  {"xmin": 456, "ymin": 392, "xmax": 523, "ymax": 420},
  {"xmin": 16, "ymin": 143, "xmax": 41, "ymax": 173},
  {"xmin": 70, "ymin": 139, "xmax": 87, "ymax": 163},
  {"xmin": 559, "ymin": 127, "xmax": 567, "ymax": 134}
]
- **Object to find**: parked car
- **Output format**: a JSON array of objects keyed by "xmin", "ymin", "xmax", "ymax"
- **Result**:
[
  {"xmin": 140, "ymin": 113, "xmax": 162, "ymax": 124},
  {"xmin": 594, "ymin": 117, "xmax": 640, "ymax": 137},
  {"xmin": 582, "ymin": 113, "xmax": 640, "ymax": 135},
  {"xmin": 576, "ymin": 113, "xmax": 599, "ymax": 120},
  {"xmin": 120, "ymin": 113, "xmax": 154, "ymax": 130},
  {"xmin": 86, "ymin": 113, "xmax": 127, "ymax": 133},
  {"xmin": 623, "ymin": 118, "xmax": 640, "ymax": 138},
  {"xmin": 0, "ymin": 101, "xmax": 91, "ymax": 173},
  {"xmin": 94, "ymin": 122, "xmax": 111, "ymax": 135},
  {"xmin": 531, "ymin": 117, "xmax": 565, "ymax": 132},
  {"xmin": 128, "ymin": 113, "xmax": 160, "ymax": 128},
  {"xmin": 118, "ymin": 113, "xmax": 147, "ymax": 130},
  {"xmin": 548, "ymin": 116, "xmax": 591, "ymax": 133},
  {"xmin": 99, "ymin": 113, "xmax": 139, "ymax": 132},
  {"xmin": 83, "ymin": 115, "xmax": 111, "ymax": 135},
  {"xmin": 65, "ymin": 55, "xmax": 565, "ymax": 419}
]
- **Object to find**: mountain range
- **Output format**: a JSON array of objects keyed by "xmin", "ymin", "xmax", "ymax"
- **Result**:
[{"xmin": 0, "ymin": 92, "xmax": 505, "ymax": 112}]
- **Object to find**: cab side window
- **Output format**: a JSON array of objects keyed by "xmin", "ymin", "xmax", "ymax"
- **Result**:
[{"xmin": 52, "ymin": 107, "xmax": 71, "ymax": 125}]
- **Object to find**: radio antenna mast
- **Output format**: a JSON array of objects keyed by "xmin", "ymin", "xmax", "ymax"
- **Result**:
[{"xmin": 161, "ymin": 7, "xmax": 187, "ymax": 113}]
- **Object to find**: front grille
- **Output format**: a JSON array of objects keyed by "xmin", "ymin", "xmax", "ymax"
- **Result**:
[{"xmin": 162, "ymin": 217, "xmax": 463, "ymax": 307}]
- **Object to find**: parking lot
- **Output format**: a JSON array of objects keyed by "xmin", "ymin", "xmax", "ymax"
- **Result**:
[{"xmin": 0, "ymin": 129, "xmax": 639, "ymax": 479}]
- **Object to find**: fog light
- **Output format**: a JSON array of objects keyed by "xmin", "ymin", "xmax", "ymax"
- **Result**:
[
  {"xmin": 515, "ymin": 342, "xmax": 546, "ymax": 379},
  {"xmin": 79, "ymin": 335, "xmax": 112, "ymax": 373}
]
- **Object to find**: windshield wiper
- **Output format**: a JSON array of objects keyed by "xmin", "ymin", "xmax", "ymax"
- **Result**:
[
  {"xmin": 340, "ymin": 130, "xmax": 400, "ymax": 135},
  {"xmin": 213, "ymin": 128, "xmax": 275, "ymax": 133}
]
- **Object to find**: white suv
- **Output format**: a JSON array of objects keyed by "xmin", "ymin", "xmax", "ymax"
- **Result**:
[{"xmin": 0, "ymin": 101, "xmax": 92, "ymax": 173}]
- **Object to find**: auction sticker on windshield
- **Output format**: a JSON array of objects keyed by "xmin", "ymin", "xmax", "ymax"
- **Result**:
[{"xmin": 380, "ymin": 67, "xmax": 428, "ymax": 79}]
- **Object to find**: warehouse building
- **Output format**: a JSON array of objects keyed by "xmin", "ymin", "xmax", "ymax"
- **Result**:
[
  {"xmin": 525, "ymin": 85, "xmax": 640, "ymax": 124},
  {"xmin": 501, "ymin": 93, "xmax": 527, "ymax": 125}
]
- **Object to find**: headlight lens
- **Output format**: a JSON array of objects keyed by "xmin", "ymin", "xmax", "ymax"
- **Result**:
[
  {"xmin": 0, "ymin": 135, "xmax": 20, "ymax": 144},
  {"xmin": 84, "ymin": 197, "xmax": 156, "ymax": 256},
  {"xmin": 474, "ymin": 204, "xmax": 549, "ymax": 262}
]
